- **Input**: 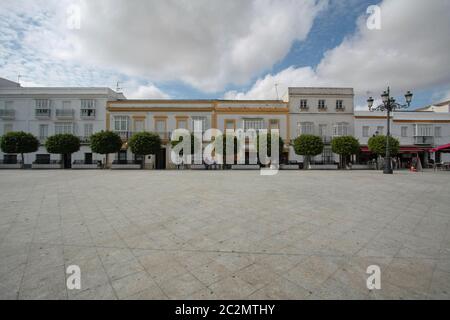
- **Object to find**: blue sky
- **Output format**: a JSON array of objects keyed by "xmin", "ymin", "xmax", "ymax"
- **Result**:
[{"xmin": 1, "ymin": 0, "xmax": 449, "ymax": 109}]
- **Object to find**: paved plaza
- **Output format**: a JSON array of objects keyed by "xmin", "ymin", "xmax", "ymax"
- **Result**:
[{"xmin": 0, "ymin": 169, "xmax": 449, "ymax": 300}]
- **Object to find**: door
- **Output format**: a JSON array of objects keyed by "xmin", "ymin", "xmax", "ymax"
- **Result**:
[
  {"xmin": 118, "ymin": 150, "xmax": 127, "ymax": 164},
  {"xmin": 155, "ymin": 148, "xmax": 166, "ymax": 169},
  {"xmin": 63, "ymin": 154, "xmax": 72, "ymax": 169},
  {"xmin": 84, "ymin": 153, "xmax": 93, "ymax": 164}
]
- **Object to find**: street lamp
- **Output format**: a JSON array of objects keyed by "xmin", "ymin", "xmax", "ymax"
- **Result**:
[{"xmin": 367, "ymin": 87, "xmax": 413, "ymax": 174}]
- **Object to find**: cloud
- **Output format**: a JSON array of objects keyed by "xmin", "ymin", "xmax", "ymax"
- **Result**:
[
  {"xmin": 225, "ymin": 0, "xmax": 450, "ymax": 100},
  {"xmin": 69, "ymin": 0, "xmax": 327, "ymax": 92},
  {"xmin": 124, "ymin": 83, "xmax": 170, "ymax": 99}
]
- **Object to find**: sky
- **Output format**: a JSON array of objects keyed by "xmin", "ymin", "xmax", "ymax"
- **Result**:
[{"xmin": 0, "ymin": 0, "xmax": 449, "ymax": 110}]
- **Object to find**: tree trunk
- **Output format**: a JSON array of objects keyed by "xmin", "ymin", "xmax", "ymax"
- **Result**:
[
  {"xmin": 105, "ymin": 154, "xmax": 109, "ymax": 169},
  {"xmin": 141, "ymin": 156, "xmax": 145, "ymax": 169},
  {"xmin": 304, "ymin": 156, "xmax": 310, "ymax": 170},
  {"xmin": 21, "ymin": 153, "xmax": 25, "ymax": 169}
]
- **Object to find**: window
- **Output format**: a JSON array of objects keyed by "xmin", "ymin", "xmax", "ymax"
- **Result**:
[
  {"xmin": 225, "ymin": 120, "xmax": 235, "ymax": 131},
  {"xmin": 84, "ymin": 123, "xmax": 93, "ymax": 137},
  {"xmin": 318, "ymin": 100, "xmax": 326, "ymax": 110},
  {"xmin": 244, "ymin": 119, "xmax": 265, "ymax": 131},
  {"xmin": 269, "ymin": 119, "xmax": 280, "ymax": 132},
  {"xmin": 376, "ymin": 126, "xmax": 384, "ymax": 135},
  {"xmin": 134, "ymin": 120, "xmax": 144, "ymax": 132},
  {"xmin": 177, "ymin": 119, "xmax": 188, "ymax": 129},
  {"xmin": 35, "ymin": 99, "xmax": 49, "ymax": 108},
  {"xmin": 435, "ymin": 126, "xmax": 442, "ymax": 137},
  {"xmin": 114, "ymin": 116, "xmax": 129, "ymax": 132},
  {"xmin": 81, "ymin": 99, "xmax": 96, "ymax": 109},
  {"xmin": 155, "ymin": 119, "xmax": 167, "ymax": 139},
  {"xmin": 333, "ymin": 122, "xmax": 349, "ymax": 136},
  {"xmin": 401, "ymin": 126, "xmax": 408, "ymax": 137},
  {"xmin": 35, "ymin": 154, "xmax": 50, "ymax": 164},
  {"xmin": 55, "ymin": 122, "xmax": 73, "ymax": 134},
  {"xmin": 336, "ymin": 100, "xmax": 344, "ymax": 110},
  {"xmin": 362, "ymin": 126, "xmax": 369, "ymax": 137},
  {"xmin": 3, "ymin": 123, "xmax": 13, "ymax": 134},
  {"xmin": 414, "ymin": 124, "xmax": 433, "ymax": 136},
  {"xmin": 318, "ymin": 124, "xmax": 327, "ymax": 137},
  {"xmin": 297, "ymin": 122, "xmax": 314, "ymax": 135},
  {"xmin": 300, "ymin": 99, "xmax": 308, "ymax": 109},
  {"xmin": 39, "ymin": 124, "xmax": 48, "ymax": 139},
  {"xmin": 192, "ymin": 116, "xmax": 208, "ymax": 132}
]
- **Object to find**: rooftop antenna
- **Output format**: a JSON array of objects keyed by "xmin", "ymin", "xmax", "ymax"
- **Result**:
[
  {"xmin": 17, "ymin": 74, "xmax": 22, "ymax": 85},
  {"xmin": 274, "ymin": 83, "xmax": 280, "ymax": 100},
  {"xmin": 116, "ymin": 81, "xmax": 122, "ymax": 92}
]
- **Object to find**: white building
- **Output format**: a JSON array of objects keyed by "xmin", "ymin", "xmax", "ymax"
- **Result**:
[
  {"xmin": 0, "ymin": 78, "xmax": 125, "ymax": 167},
  {"xmin": 354, "ymin": 99, "xmax": 450, "ymax": 167},
  {"xmin": 287, "ymin": 87, "xmax": 354, "ymax": 164}
]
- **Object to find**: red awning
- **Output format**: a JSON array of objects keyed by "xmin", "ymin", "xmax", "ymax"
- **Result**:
[{"xmin": 429, "ymin": 143, "xmax": 450, "ymax": 153}]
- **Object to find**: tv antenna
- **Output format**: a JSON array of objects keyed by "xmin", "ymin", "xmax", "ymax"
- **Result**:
[
  {"xmin": 17, "ymin": 74, "xmax": 22, "ymax": 85},
  {"xmin": 274, "ymin": 83, "xmax": 280, "ymax": 100},
  {"xmin": 116, "ymin": 81, "xmax": 123, "ymax": 92}
]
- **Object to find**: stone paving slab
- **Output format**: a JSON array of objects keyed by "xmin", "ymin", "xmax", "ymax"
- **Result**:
[{"xmin": 0, "ymin": 170, "xmax": 449, "ymax": 299}]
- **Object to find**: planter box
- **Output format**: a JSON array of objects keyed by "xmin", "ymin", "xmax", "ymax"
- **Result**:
[
  {"xmin": 0, "ymin": 163, "xmax": 22, "ymax": 169},
  {"xmin": 190, "ymin": 164, "xmax": 206, "ymax": 170},
  {"xmin": 72, "ymin": 164, "xmax": 100, "ymax": 169},
  {"xmin": 280, "ymin": 164, "xmax": 299, "ymax": 170},
  {"xmin": 231, "ymin": 164, "xmax": 260, "ymax": 170},
  {"xmin": 32, "ymin": 163, "xmax": 62, "ymax": 169},
  {"xmin": 110, "ymin": 164, "xmax": 141, "ymax": 170},
  {"xmin": 309, "ymin": 164, "xmax": 338, "ymax": 170}
]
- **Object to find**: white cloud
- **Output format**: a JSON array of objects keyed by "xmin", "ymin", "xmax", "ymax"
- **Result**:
[
  {"xmin": 124, "ymin": 84, "xmax": 170, "ymax": 99},
  {"xmin": 225, "ymin": 0, "xmax": 450, "ymax": 100},
  {"xmin": 69, "ymin": 0, "xmax": 327, "ymax": 92}
]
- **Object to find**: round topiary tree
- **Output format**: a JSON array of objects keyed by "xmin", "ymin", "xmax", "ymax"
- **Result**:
[
  {"xmin": 331, "ymin": 136, "xmax": 360, "ymax": 169},
  {"xmin": 257, "ymin": 132, "xmax": 284, "ymax": 164},
  {"xmin": 90, "ymin": 131, "xmax": 123, "ymax": 168},
  {"xmin": 0, "ymin": 131, "xmax": 39, "ymax": 167},
  {"xmin": 368, "ymin": 135, "xmax": 400, "ymax": 157},
  {"xmin": 45, "ymin": 134, "xmax": 81, "ymax": 168},
  {"xmin": 293, "ymin": 134, "xmax": 324, "ymax": 169},
  {"xmin": 128, "ymin": 131, "xmax": 162, "ymax": 169}
]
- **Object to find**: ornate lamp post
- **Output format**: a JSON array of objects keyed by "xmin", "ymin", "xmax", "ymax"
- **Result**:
[{"xmin": 367, "ymin": 87, "xmax": 413, "ymax": 174}]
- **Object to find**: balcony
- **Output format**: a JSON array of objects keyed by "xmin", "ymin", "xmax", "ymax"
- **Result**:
[
  {"xmin": 0, "ymin": 109, "xmax": 15, "ymax": 119},
  {"xmin": 321, "ymin": 136, "xmax": 332, "ymax": 144},
  {"xmin": 78, "ymin": 136, "xmax": 91, "ymax": 144},
  {"xmin": 35, "ymin": 108, "xmax": 51, "ymax": 118},
  {"xmin": 336, "ymin": 106, "xmax": 346, "ymax": 112},
  {"xmin": 318, "ymin": 106, "xmax": 328, "ymax": 111},
  {"xmin": 55, "ymin": 109, "xmax": 75, "ymax": 119},
  {"xmin": 116, "ymin": 131, "xmax": 134, "ymax": 141},
  {"xmin": 414, "ymin": 136, "xmax": 434, "ymax": 145},
  {"xmin": 80, "ymin": 108, "xmax": 96, "ymax": 119}
]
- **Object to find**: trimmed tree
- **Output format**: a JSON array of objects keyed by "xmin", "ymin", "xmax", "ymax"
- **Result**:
[
  {"xmin": 257, "ymin": 132, "xmax": 284, "ymax": 164},
  {"xmin": 293, "ymin": 134, "xmax": 324, "ymax": 169},
  {"xmin": 368, "ymin": 135, "xmax": 400, "ymax": 157},
  {"xmin": 90, "ymin": 131, "xmax": 123, "ymax": 168},
  {"xmin": 331, "ymin": 136, "xmax": 360, "ymax": 169},
  {"xmin": 0, "ymin": 131, "xmax": 39, "ymax": 167},
  {"xmin": 128, "ymin": 132, "xmax": 162, "ymax": 169},
  {"xmin": 45, "ymin": 134, "xmax": 81, "ymax": 168}
]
